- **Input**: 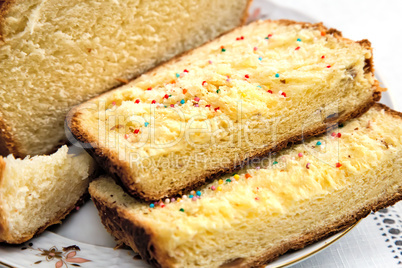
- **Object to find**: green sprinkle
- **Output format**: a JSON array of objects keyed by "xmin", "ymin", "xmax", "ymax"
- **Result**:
[
  {"xmin": 226, "ymin": 179, "xmax": 232, "ymax": 183},
  {"xmin": 273, "ymin": 161, "xmax": 278, "ymax": 165},
  {"xmin": 316, "ymin": 141, "xmax": 322, "ymax": 146},
  {"xmin": 179, "ymin": 208, "xmax": 185, "ymax": 212},
  {"xmin": 164, "ymin": 105, "xmax": 167, "ymax": 108},
  {"xmin": 221, "ymin": 48, "xmax": 226, "ymax": 52},
  {"xmin": 169, "ymin": 95, "xmax": 172, "ymax": 97},
  {"xmin": 265, "ymin": 37, "xmax": 269, "ymax": 39},
  {"xmin": 175, "ymin": 73, "xmax": 180, "ymax": 78},
  {"xmin": 216, "ymin": 89, "xmax": 220, "ymax": 93}
]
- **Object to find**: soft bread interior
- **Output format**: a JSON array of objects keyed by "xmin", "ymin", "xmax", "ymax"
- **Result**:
[
  {"xmin": 89, "ymin": 105, "xmax": 402, "ymax": 267},
  {"xmin": 0, "ymin": 146, "xmax": 95, "ymax": 243},
  {"xmin": 0, "ymin": 0, "xmax": 249, "ymax": 156},
  {"xmin": 77, "ymin": 20, "xmax": 378, "ymax": 200}
]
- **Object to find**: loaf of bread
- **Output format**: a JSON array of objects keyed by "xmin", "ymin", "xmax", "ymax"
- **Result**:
[
  {"xmin": 0, "ymin": 146, "xmax": 96, "ymax": 244},
  {"xmin": 0, "ymin": 0, "xmax": 250, "ymax": 157},
  {"xmin": 70, "ymin": 20, "xmax": 382, "ymax": 201},
  {"xmin": 89, "ymin": 104, "xmax": 402, "ymax": 268}
]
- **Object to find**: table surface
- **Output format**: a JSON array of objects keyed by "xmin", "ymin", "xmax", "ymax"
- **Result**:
[{"xmin": 267, "ymin": 1, "xmax": 402, "ymax": 267}]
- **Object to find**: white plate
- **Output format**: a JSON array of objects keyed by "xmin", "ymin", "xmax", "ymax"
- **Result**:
[{"xmin": 0, "ymin": 0, "xmax": 395, "ymax": 267}]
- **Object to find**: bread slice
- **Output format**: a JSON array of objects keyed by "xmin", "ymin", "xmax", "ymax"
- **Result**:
[
  {"xmin": 89, "ymin": 104, "xmax": 402, "ymax": 268},
  {"xmin": 70, "ymin": 20, "xmax": 382, "ymax": 201},
  {"xmin": 0, "ymin": 146, "xmax": 96, "ymax": 244},
  {"xmin": 0, "ymin": 0, "xmax": 250, "ymax": 157}
]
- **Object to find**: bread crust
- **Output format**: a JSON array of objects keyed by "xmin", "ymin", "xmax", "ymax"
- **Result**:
[
  {"xmin": 90, "ymin": 179, "xmax": 402, "ymax": 268},
  {"xmin": 68, "ymin": 19, "xmax": 383, "ymax": 201},
  {"xmin": 0, "ymin": 0, "xmax": 252, "ymax": 158}
]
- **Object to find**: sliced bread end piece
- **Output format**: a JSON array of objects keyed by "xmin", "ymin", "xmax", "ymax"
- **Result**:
[{"xmin": 0, "ymin": 146, "xmax": 96, "ymax": 244}]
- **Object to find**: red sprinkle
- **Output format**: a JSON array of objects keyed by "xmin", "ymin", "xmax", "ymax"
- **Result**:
[
  {"xmin": 170, "ymin": 104, "xmax": 175, "ymax": 107},
  {"xmin": 321, "ymin": 31, "xmax": 326, "ymax": 36},
  {"xmin": 245, "ymin": 173, "xmax": 252, "ymax": 179},
  {"xmin": 295, "ymin": 46, "xmax": 300, "ymax": 50},
  {"xmin": 134, "ymin": 129, "xmax": 140, "ymax": 134},
  {"xmin": 306, "ymin": 163, "xmax": 311, "ymax": 169},
  {"xmin": 183, "ymin": 69, "xmax": 189, "ymax": 73},
  {"xmin": 135, "ymin": 99, "xmax": 140, "ymax": 104},
  {"xmin": 337, "ymin": 133, "xmax": 342, "ymax": 138},
  {"xmin": 206, "ymin": 104, "xmax": 211, "ymax": 108},
  {"xmin": 164, "ymin": 94, "xmax": 169, "ymax": 99},
  {"xmin": 236, "ymin": 36, "xmax": 244, "ymax": 41},
  {"xmin": 151, "ymin": 100, "xmax": 156, "ymax": 104},
  {"xmin": 255, "ymin": 197, "xmax": 259, "ymax": 201},
  {"xmin": 268, "ymin": 34, "xmax": 273, "ymax": 37},
  {"xmin": 202, "ymin": 81, "xmax": 207, "ymax": 86},
  {"xmin": 194, "ymin": 97, "xmax": 200, "ymax": 102},
  {"xmin": 245, "ymin": 74, "xmax": 250, "ymax": 79},
  {"xmin": 220, "ymin": 45, "xmax": 224, "ymax": 49},
  {"xmin": 267, "ymin": 90, "xmax": 273, "ymax": 94},
  {"xmin": 183, "ymin": 89, "xmax": 188, "ymax": 94},
  {"xmin": 327, "ymin": 65, "xmax": 331, "ymax": 68},
  {"xmin": 321, "ymin": 55, "xmax": 325, "ymax": 59},
  {"xmin": 214, "ymin": 107, "xmax": 220, "ymax": 111},
  {"xmin": 336, "ymin": 163, "xmax": 342, "ymax": 168},
  {"xmin": 147, "ymin": 87, "xmax": 152, "ymax": 91},
  {"xmin": 253, "ymin": 47, "xmax": 258, "ymax": 51},
  {"xmin": 331, "ymin": 132, "xmax": 337, "ymax": 137},
  {"xmin": 124, "ymin": 134, "xmax": 129, "ymax": 139},
  {"xmin": 281, "ymin": 92, "xmax": 287, "ymax": 97},
  {"xmin": 161, "ymin": 204, "xmax": 165, "ymax": 208}
]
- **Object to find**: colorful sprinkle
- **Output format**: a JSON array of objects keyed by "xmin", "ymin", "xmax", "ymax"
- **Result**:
[
  {"xmin": 175, "ymin": 73, "xmax": 180, "ymax": 78},
  {"xmin": 297, "ymin": 38, "xmax": 302, "ymax": 42},
  {"xmin": 134, "ymin": 129, "xmax": 140, "ymax": 134},
  {"xmin": 208, "ymin": 60, "xmax": 213, "ymax": 64},
  {"xmin": 256, "ymin": 166, "xmax": 260, "ymax": 170},
  {"xmin": 165, "ymin": 198, "xmax": 170, "ymax": 204},
  {"xmin": 214, "ymin": 107, "xmax": 220, "ymax": 111},
  {"xmin": 194, "ymin": 97, "xmax": 200, "ymax": 102},
  {"xmin": 273, "ymin": 161, "xmax": 278, "ymax": 165},
  {"xmin": 194, "ymin": 103, "xmax": 199, "ymax": 107},
  {"xmin": 216, "ymin": 89, "xmax": 220, "ymax": 93},
  {"xmin": 245, "ymin": 173, "xmax": 252, "ymax": 179},
  {"xmin": 183, "ymin": 69, "xmax": 189, "ymax": 73},
  {"xmin": 192, "ymin": 196, "xmax": 197, "ymax": 201},
  {"xmin": 219, "ymin": 179, "xmax": 223, "ymax": 184},
  {"xmin": 234, "ymin": 174, "xmax": 240, "ymax": 180},
  {"xmin": 190, "ymin": 190, "xmax": 195, "ymax": 195},
  {"xmin": 257, "ymin": 85, "xmax": 262, "ymax": 88},
  {"xmin": 336, "ymin": 162, "xmax": 342, "ymax": 168},
  {"xmin": 298, "ymin": 152, "xmax": 303, "ymax": 157},
  {"xmin": 255, "ymin": 197, "xmax": 259, "ymax": 201},
  {"xmin": 124, "ymin": 134, "xmax": 129, "ymax": 139},
  {"xmin": 258, "ymin": 56, "xmax": 263, "ymax": 61},
  {"xmin": 150, "ymin": 204, "xmax": 155, "ymax": 208},
  {"xmin": 196, "ymin": 191, "xmax": 201, "ymax": 196},
  {"xmin": 177, "ymin": 198, "xmax": 182, "ymax": 202},
  {"xmin": 331, "ymin": 132, "xmax": 337, "ymax": 137},
  {"xmin": 281, "ymin": 92, "xmax": 287, "ymax": 97},
  {"xmin": 221, "ymin": 46, "xmax": 226, "ymax": 52},
  {"xmin": 179, "ymin": 208, "xmax": 184, "ymax": 212},
  {"xmin": 253, "ymin": 47, "xmax": 258, "ymax": 51},
  {"xmin": 217, "ymin": 186, "xmax": 222, "ymax": 191},
  {"xmin": 226, "ymin": 179, "xmax": 231, "ymax": 183},
  {"xmin": 321, "ymin": 31, "xmax": 326, "ymax": 36},
  {"xmin": 189, "ymin": 195, "xmax": 194, "ymax": 198},
  {"xmin": 171, "ymin": 198, "xmax": 176, "ymax": 202},
  {"xmin": 112, "ymin": 101, "xmax": 116, "ymax": 106},
  {"xmin": 147, "ymin": 87, "xmax": 152, "ymax": 91},
  {"xmin": 327, "ymin": 65, "xmax": 331, "ymax": 68},
  {"xmin": 245, "ymin": 74, "xmax": 250, "ymax": 79},
  {"xmin": 182, "ymin": 195, "xmax": 188, "ymax": 199},
  {"xmin": 316, "ymin": 141, "xmax": 322, "ymax": 146},
  {"xmin": 268, "ymin": 90, "xmax": 273, "ymax": 94},
  {"xmin": 295, "ymin": 46, "xmax": 300, "ymax": 50},
  {"xmin": 241, "ymin": 93, "xmax": 247, "ymax": 97},
  {"xmin": 202, "ymin": 81, "xmax": 207, "ymax": 86},
  {"xmin": 183, "ymin": 89, "xmax": 188, "ymax": 94},
  {"xmin": 170, "ymin": 104, "xmax": 175, "ymax": 107},
  {"xmin": 135, "ymin": 99, "xmax": 140, "ymax": 104},
  {"xmin": 306, "ymin": 163, "xmax": 311, "ymax": 169},
  {"xmin": 211, "ymin": 185, "xmax": 216, "ymax": 190},
  {"xmin": 205, "ymin": 104, "xmax": 211, "ymax": 108},
  {"xmin": 275, "ymin": 73, "xmax": 280, "ymax": 78},
  {"xmin": 321, "ymin": 55, "xmax": 325, "ymax": 59},
  {"xmin": 180, "ymin": 99, "xmax": 185, "ymax": 104},
  {"xmin": 144, "ymin": 122, "xmax": 149, "ymax": 127},
  {"xmin": 151, "ymin": 100, "xmax": 156, "ymax": 104},
  {"xmin": 236, "ymin": 36, "xmax": 244, "ymax": 41},
  {"xmin": 164, "ymin": 94, "xmax": 169, "ymax": 99}
]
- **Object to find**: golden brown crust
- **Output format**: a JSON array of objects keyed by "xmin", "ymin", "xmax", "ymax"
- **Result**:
[
  {"xmin": 68, "ymin": 19, "xmax": 382, "ymax": 201},
  {"xmin": 0, "ymin": 156, "xmax": 7, "ymax": 240},
  {"xmin": 0, "ymin": 0, "xmax": 15, "ymax": 41},
  {"xmin": 0, "ymin": 117, "xmax": 22, "ymax": 157},
  {"xmin": 90, "ymin": 181, "xmax": 402, "ymax": 268}
]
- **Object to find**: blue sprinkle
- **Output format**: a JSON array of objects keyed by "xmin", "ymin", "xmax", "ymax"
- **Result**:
[
  {"xmin": 144, "ymin": 122, "xmax": 149, "ymax": 127},
  {"xmin": 189, "ymin": 195, "xmax": 194, "ymax": 198},
  {"xmin": 316, "ymin": 141, "xmax": 322, "ymax": 146},
  {"xmin": 150, "ymin": 204, "xmax": 155, "ymax": 208},
  {"xmin": 258, "ymin": 56, "xmax": 262, "ymax": 61},
  {"xmin": 257, "ymin": 85, "xmax": 262, "ymax": 88},
  {"xmin": 175, "ymin": 73, "xmax": 180, "ymax": 78},
  {"xmin": 275, "ymin": 73, "xmax": 280, "ymax": 78},
  {"xmin": 180, "ymin": 99, "xmax": 185, "ymax": 104},
  {"xmin": 297, "ymin": 38, "xmax": 302, "ymax": 42},
  {"xmin": 196, "ymin": 191, "xmax": 202, "ymax": 196}
]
